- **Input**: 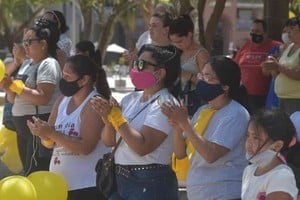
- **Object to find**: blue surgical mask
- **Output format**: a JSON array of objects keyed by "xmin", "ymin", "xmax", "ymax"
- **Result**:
[{"xmin": 195, "ymin": 80, "xmax": 224, "ymax": 102}]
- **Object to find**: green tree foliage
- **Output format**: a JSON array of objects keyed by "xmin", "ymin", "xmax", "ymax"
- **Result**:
[
  {"xmin": 291, "ymin": 0, "xmax": 300, "ymax": 15},
  {"xmin": 0, "ymin": 0, "xmax": 66, "ymax": 51},
  {"xmin": 77, "ymin": 0, "xmax": 147, "ymax": 59}
]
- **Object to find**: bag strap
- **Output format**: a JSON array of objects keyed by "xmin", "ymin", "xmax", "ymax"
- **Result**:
[
  {"xmin": 111, "ymin": 95, "xmax": 160, "ymax": 154},
  {"xmin": 34, "ymin": 63, "xmax": 40, "ymax": 117}
]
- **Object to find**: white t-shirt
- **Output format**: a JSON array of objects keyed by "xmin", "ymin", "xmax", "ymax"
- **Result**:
[
  {"xmin": 50, "ymin": 90, "xmax": 111, "ymax": 191},
  {"xmin": 290, "ymin": 111, "xmax": 300, "ymax": 142},
  {"xmin": 187, "ymin": 100, "xmax": 250, "ymax": 200},
  {"xmin": 114, "ymin": 88, "xmax": 175, "ymax": 165},
  {"xmin": 12, "ymin": 57, "xmax": 62, "ymax": 116},
  {"xmin": 135, "ymin": 31, "xmax": 152, "ymax": 52},
  {"xmin": 242, "ymin": 164, "xmax": 298, "ymax": 200},
  {"xmin": 58, "ymin": 33, "xmax": 72, "ymax": 57}
]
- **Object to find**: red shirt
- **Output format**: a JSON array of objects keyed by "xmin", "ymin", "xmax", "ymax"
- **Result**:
[{"xmin": 234, "ymin": 39, "xmax": 281, "ymax": 95}]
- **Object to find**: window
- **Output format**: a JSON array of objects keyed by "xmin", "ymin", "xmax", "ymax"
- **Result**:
[{"xmin": 236, "ymin": 9, "xmax": 253, "ymax": 30}]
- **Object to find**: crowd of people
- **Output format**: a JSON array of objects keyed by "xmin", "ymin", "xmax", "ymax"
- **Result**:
[{"xmin": 0, "ymin": 3, "xmax": 300, "ymax": 200}]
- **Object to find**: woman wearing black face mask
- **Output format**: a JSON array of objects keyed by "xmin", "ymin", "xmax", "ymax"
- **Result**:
[
  {"xmin": 27, "ymin": 55, "xmax": 112, "ymax": 200},
  {"xmin": 161, "ymin": 56, "xmax": 250, "ymax": 200}
]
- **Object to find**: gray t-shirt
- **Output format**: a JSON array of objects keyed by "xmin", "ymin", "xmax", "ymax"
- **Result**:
[
  {"xmin": 186, "ymin": 100, "xmax": 250, "ymax": 199},
  {"xmin": 12, "ymin": 57, "xmax": 62, "ymax": 116}
]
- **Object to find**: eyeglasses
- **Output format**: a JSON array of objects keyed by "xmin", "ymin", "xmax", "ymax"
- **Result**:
[
  {"xmin": 199, "ymin": 73, "xmax": 218, "ymax": 82},
  {"xmin": 22, "ymin": 38, "xmax": 41, "ymax": 47},
  {"xmin": 133, "ymin": 60, "xmax": 158, "ymax": 71}
]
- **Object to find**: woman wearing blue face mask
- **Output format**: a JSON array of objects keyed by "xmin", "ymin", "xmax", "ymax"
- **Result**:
[
  {"xmin": 91, "ymin": 44, "xmax": 181, "ymax": 200},
  {"xmin": 242, "ymin": 109, "xmax": 299, "ymax": 200},
  {"xmin": 161, "ymin": 56, "xmax": 250, "ymax": 200}
]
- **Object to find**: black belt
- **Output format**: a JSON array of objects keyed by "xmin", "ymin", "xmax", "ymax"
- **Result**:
[{"xmin": 115, "ymin": 164, "xmax": 170, "ymax": 177}]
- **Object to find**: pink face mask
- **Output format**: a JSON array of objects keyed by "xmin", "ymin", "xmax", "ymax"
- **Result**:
[{"xmin": 130, "ymin": 68, "xmax": 156, "ymax": 89}]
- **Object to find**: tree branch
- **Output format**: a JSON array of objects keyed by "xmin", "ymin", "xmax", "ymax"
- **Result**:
[
  {"xmin": 204, "ymin": 0, "xmax": 226, "ymax": 53},
  {"xmin": 97, "ymin": 1, "xmax": 138, "ymax": 59},
  {"xmin": 197, "ymin": 0, "xmax": 207, "ymax": 48}
]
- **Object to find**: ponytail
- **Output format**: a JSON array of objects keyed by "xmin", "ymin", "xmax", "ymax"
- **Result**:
[{"xmin": 95, "ymin": 66, "xmax": 111, "ymax": 100}]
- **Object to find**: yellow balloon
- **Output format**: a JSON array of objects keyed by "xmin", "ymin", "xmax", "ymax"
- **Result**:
[
  {"xmin": 0, "ymin": 126, "xmax": 23, "ymax": 173},
  {"xmin": 28, "ymin": 171, "xmax": 68, "ymax": 200},
  {"xmin": 0, "ymin": 59, "xmax": 5, "ymax": 82},
  {"xmin": 0, "ymin": 175, "xmax": 37, "ymax": 200}
]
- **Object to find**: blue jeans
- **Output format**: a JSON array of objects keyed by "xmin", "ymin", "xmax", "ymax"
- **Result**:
[{"xmin": 109, "ymin": 165, "xmax": 178, "ymax": 200}]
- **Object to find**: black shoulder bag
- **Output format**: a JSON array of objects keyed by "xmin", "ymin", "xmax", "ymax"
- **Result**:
[{"xmin": 95, "ymin": 95, "xmax": 159, "ymax": 199}]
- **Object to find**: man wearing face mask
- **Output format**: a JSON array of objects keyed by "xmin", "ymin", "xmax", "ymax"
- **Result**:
[{"xmin": 234, "ymin": 19, "xmax": 281, "ymax": 114}]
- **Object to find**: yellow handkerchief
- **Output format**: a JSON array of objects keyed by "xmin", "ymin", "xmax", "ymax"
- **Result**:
[{"xmin": 186, "ymin": 108, "xmax": 216, "ymax": 159}]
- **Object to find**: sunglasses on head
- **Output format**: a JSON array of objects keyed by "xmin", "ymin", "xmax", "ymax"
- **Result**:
[
  {"xmin": 133, "ymin": 60, "xmax": 159, "ymax": 71},
  {"xmin": 22, "ymin": 38, "xmax": 41, "ymax": 47}
]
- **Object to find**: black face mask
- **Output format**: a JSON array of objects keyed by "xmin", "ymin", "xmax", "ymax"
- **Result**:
[
  {"xmin": 250, "ymin": 33, "xmax": 264, "ymax": 43},
  {"xmin": 59, "ymin": 78, "xmax": 81, "ymax": 97},
  {"xmin": 195, "ymin": 80, "xmax": 224, "ymax": 102}
]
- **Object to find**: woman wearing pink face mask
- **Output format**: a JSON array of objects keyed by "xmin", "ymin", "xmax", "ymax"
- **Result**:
[{"xmin": 91, "ymin": 44, "xmax": 181, "ymax": 200}]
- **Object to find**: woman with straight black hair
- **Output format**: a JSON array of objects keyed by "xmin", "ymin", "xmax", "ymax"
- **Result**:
[
  {"xmin": 91, "ymin": 44, "xmax": 181, "ymax": 200},
  {"xmin": 0, "ymin": 23, "xmax": 61, "ymax": 175},
  {"xmin": 27, "ymin": 55, "xmax": 111, "ymax": 200},
  {"xmin": 162, "ymin": 56, "xmax": 250, "ymax": 200}
]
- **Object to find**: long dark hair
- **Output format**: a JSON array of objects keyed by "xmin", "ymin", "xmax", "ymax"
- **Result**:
[
  {"xmin": 44, "ymin": 10, "xmax": 69, "ymax": 34},
  {"xmin": 28, "ymin": 23, "xmax": 59, "ymax": 58},
  {"xmin": 138, "ymin": 44, "xmax": 181, "ymax": 98},
  {"xmin": 65, "ymin": 55, "xmax": 111, "ymax": 99},
  {"xmin": 169, "ymin": 14, "xmax": 194, "ymax": 37},
  {"xmin": 208, "ymin": 56, "xmax": 249, "ymax": 109},
  {"xmin": 250, "ymin": 108, "xmax": 300, "ymax": 167}
]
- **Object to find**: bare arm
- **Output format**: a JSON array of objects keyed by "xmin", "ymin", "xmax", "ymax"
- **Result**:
[
  {"xmin": 266, "ymin": 192, "xmax": 293, "ymax": 200},
  {"xmin": 90, "ymin": 95, "xmax": 117, "ymax": 147},
  {"xmin": 278, "ymin": 63, "xmax": 300, "ymax": 80},
  {"xmin": 27, "ymin": 100, "xmax": 104, "ymax": 155},
  {"xmin": 101, "ymin": 123, "xmax": 117, "ymax": 147},
  {"xmin": 117, "ymin": 123, "xmax": 167, "ymax": 156},
  {"xmin": 196, "ymin": 48, "xmax": 209, "ymax": 72},
  {"xmin": 262, "ymin": 57, "xmax": 300, "ymax": 80},
  {"xmin": 162, "ymin": 103, "xmax": 229, "ymax": 163},
  {"xmin": 180, "ymin": 120, "xmax": 230, "ymax": 163},
  {"xmin": 18, "ymin": 83, "xmax": 56, "ymax": 106},
  {"xmin": 173, "ymin": 128, "xmax": 187, "ymax": 159}
]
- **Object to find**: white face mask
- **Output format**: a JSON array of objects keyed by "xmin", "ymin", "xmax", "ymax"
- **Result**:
[
  {"xmin": 246, "ymin": 149, "xmax": 277, "ymax": 167},
  {"xmin": 281, "ymin": 32, "xmax": 290, "ymax": 44}
]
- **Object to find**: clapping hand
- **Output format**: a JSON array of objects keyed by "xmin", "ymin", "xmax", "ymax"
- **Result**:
[
  {"xmin": 27, "ymin": 116, "xmax": 53, "ymax": 139},
  {"xmin": 90, "ymin": 96, "xmax": 117, "ymax": 124},
  {"xmin": 160, "ymin": 100, "xmax": 189, "ymax": 132}
]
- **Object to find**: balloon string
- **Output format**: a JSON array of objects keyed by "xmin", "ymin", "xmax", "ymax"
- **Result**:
[{"xmin": 25, "ymin": 136, "xmax": 38, "ymax": 176}]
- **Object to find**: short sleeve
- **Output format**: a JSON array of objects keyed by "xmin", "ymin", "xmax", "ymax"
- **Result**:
[
  {"xmin": 144, "ymin": 102, "xmax": 172, "ymax": 135},
  {"xmin": 290, "ymin": 111, "xmax": 300, "ymax": 141},
  {"xmin": 37, "ymin": 58, "xmax": 61, "ymax": 85},
  {"xmin": 266, "ymin": 167, "xmax": 298, "ymax": 198},
  {"xmin": 209, "ymin": 114, "xmax": 248, "ymax": 150}
]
